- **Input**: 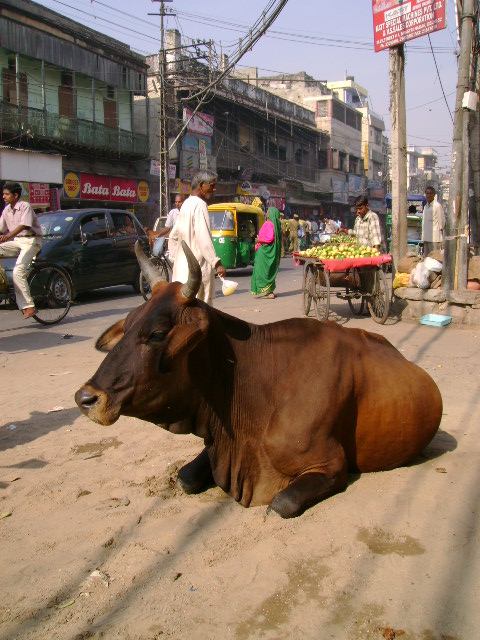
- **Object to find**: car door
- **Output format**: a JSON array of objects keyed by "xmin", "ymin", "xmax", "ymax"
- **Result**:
[
  {"xmin": 73, "ymin": 212, "xmax": 114, "ymax": 292},
  {"xmin": 107, "ymin": 211, "xmax": 139, "ymax": 286}
]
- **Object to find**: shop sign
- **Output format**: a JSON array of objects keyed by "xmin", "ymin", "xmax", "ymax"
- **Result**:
[
  {"xmin": 372, "ymin": 0, "xmax": 446, "ymax": 52},
  {"xmin": 199, "ymin": 139, "xmax": 207, "ymax": 170},
  {"xmin": 237, "ymin": 182, "xmax": 285, "ymax": 198},
  {"xmin": 150, "ymin": 160, "xmax": 161, "ymax": 176},
  {"xmin": 170, "ymin": 178, "xmax": 191, "ymax": 195},
  {"xmin": 63, "ymin": 171, "xmax": 150, "ymax": 203},
  {"xmin": 137, "ymin": 181, "xmax": 150, "ymax": 203},
  {"xmin": 81, "ymin": 173, "xmax": 110, "ymax": 200},
  {"xmin": 111, "ymin": 178, "xmax": 138, "ymax": 203},
  {"xmin": 183, "ymin": 109, "xmax": 214, "ymax": 136},
  {"xmin": 64, "ymin": 172, "xmax": 81, "ymax": 199},
  {"xmin": 29, "ymin": 183, "xmax": 50, "ymax": 205}
]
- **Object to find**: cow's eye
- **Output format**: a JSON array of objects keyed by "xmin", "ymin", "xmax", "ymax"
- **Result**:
[{"xmin": 148, "ymin": 330, "xmax": 167, "ymax": 343}]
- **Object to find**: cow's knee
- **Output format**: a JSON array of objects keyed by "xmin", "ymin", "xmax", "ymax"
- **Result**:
[
  {"xmin": 177, "ymin": 448, "xmax": 214, "ymax": 495},
  {"xmin": 267, "ymin": 471, "xmax": 347, "ymax": 519}
]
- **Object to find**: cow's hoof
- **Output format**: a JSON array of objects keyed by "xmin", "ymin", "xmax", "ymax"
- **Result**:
[
  {"xmin": 176, "ymin": 474, "xmax": 203, "ymax": 495},
  {"xmin": 267, "ymin": 494, "xmax": 303, "ymax": 519}
]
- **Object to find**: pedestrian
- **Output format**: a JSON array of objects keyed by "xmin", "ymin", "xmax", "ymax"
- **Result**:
[
  {"xmin": 288, "ymin": 214, "xmax": 300, "ymax": 253},
  {"xmin": 153, "ymin": 194, "xmax": 185, "ymax": 231},
  {"xmin": 251, "ymin": 206, "xmax": 281, "ymax": 299},
  {"xmin": 0, "ymin": 182, "xmax": 42, "ymax": 319},
  {"xmin": 422, "ymin": 186, "xmax": 445, "ymax": 256},
  {"xmin": 168, "ymin": 171, "xmax": 226, "ymax": 305},
  {"xmin": 351, "ymin": 195, "xmax": 382, "ymax": 251}
]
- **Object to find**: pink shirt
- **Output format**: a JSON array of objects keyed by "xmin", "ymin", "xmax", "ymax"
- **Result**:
[
  {"xmin": 0, "ymin": 201, "xmax": 42, "ymax": 236},
  {"xmin": 255, "ymin": 220, "xmax": 275, "ymax": 251}
]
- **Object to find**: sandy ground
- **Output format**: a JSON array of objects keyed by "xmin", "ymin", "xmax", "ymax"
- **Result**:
[{"xmin": 1, "ymin": 265, "xmax": 480, "ymax": 640}]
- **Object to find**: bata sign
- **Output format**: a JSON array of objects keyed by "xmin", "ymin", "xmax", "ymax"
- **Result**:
[
  {"xmin": 63, "ymin": 172, "xmax": 149, "ymax": 203},
  {"xmin": 372, "ymin": 0, "xmax": 446, "ymax": 52}
]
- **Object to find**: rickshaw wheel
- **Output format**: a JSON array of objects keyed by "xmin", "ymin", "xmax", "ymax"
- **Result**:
[
  {"xmin": 303, "ymin": 263, "xmax": 315, "ymax": 316},
  {"xmin": 312, "ymin": 266, "xmax": 330, "ymax": 321},
  {"xmin": 367, "ymin": 267, "xmax": 390, "ymax": 324}
]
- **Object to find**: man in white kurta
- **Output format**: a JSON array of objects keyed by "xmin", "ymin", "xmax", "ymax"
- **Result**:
[
  {"xmin": 422, "ymin": 186, "xmax": 445, "ymax": 256},
  {"xmin": 168, "ymin": 172, "xmax": 226, "ymax": 305}
]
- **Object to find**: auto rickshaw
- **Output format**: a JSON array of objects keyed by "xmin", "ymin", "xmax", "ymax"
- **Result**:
[{"xmin": 208, "ymin": 202, "xmax": 265, "ymax": 269}]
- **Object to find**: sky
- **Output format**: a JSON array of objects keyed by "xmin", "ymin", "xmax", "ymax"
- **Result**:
[{"xmin": 34, "ymin": 0, "xmax": 460, "ymax": 170}]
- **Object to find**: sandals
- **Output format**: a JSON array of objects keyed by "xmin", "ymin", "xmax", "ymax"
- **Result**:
[
  {"xmin": 265, "ymin": 293, "xmax": 276, "ymax": 299},
  {"xmin": 22, "ymin": 307, "xmax": 36, "ymax": 319}
]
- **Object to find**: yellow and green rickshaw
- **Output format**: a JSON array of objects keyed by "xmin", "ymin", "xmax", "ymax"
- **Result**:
[{"xmin": 208, "ymin": 202, "xmax": 265, "ymax": 269}]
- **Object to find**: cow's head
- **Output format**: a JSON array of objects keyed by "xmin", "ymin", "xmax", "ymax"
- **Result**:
[{"xmin": 75, "ymin": 241, "xmax": 212, "ymax": 433}]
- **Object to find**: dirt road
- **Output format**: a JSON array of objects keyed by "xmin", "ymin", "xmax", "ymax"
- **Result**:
[{"xmin": 1, "ymin": 263, "xmax": 479, "ymax": 639}]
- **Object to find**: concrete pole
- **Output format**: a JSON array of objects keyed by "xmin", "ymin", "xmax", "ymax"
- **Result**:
[
  {"xmin": 389, "ymin": 44, "xmax": 408, "ymax": 270},
  {"xmin": 443, "ymin": 0, "xmax": 475, "ymax": 289}
]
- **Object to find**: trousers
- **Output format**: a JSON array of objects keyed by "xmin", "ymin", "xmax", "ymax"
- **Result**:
[{"xmin": 0, "ymin": 236, "xmax": 42, "ymax": 309}]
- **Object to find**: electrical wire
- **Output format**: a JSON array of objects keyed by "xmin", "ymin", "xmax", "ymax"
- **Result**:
[{"xmin": 427, "ymin": 34, "xmax": 454, "ymax": 124}]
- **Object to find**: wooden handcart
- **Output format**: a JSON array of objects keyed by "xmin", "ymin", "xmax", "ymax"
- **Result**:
[{"xmin": 293, "ymin": 252, "xmax": 393, "ymax": 324}]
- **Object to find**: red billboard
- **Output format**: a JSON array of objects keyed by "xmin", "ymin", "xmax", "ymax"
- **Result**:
[
  {"xmin": 373, "ymin": 0, "xmax": 446, "ymax": 52},
  {"xmin": 80, "ymin": 173, "xmax": 111, "ymax": 200},
  {"xmin": 110, "ymin": 177, "xmax": 138, "ymax": 203}
]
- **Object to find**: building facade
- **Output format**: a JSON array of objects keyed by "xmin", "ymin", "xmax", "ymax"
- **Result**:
[{"xmin": 0, "ymin": 0, "xmax": 150, "ymax": 222}]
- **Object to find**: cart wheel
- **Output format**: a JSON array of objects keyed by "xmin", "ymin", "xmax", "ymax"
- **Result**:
[
  {"xmin": 346, "ymin": 269, "xmax": 365, "ymax": 315},
  {"xmin": 312, "ymin": 267, "xmax": 330, "ymax": 321},
  {"xmin": 303, "ymin": 263, "xmax": 315, "ymax": 316},
  {"xmin": 347, "ymin": 292, "xmax": 365, "ymax": 315},
  {"xmin": 367, "ymin": 267, "xmax": 390, "ymax": 324}
]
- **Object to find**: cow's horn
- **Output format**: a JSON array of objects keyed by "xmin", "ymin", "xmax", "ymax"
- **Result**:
[
  {"xmin": 135, "ymin": 241, "xmax": 166, "ymax": 289},
  {"xmin": 180, "ymin": 241, "xmax": 202, "ymax": 300}
]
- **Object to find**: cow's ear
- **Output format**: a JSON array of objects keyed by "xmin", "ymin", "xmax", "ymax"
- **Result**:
[
  {"xmin": 163, "ymin": 323, "xmax": 207, "ymax": 362},
  {"xmin": 95, "ymin": 319, "xmax": 126, "ymax": 352}
]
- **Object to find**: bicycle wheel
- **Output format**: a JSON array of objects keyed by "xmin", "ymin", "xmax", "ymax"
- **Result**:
[
  {"xmin": 29, "ymin": 265, "xmax": 72, "ymax": 325},
  {"xmin": 312, "ymin": 267, "xmax": 330, "ymax": 321},
  {"xmin": 367, "ymin": 267, "xmax": 390, "ymax": 324},
  {"xmin": 140, "ymin": 257, "xmax": 170, "ymax": 301},
  {"xmin": 303, "ymin": 263, "xmax": 314, "ymax": 316}
]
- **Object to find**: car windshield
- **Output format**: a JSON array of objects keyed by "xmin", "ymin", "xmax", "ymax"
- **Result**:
[
  {"xmin": 37, "ymin": 212, "xmax": 76, "ymax": 237},
  {"xmin": 209, "ymin": 210, "xmax": 235, "ymax": 231}
]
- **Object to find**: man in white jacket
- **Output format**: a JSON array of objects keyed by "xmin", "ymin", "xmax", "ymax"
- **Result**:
[
  {"xmin": 422, "ymin": 186, "xmax": 445, "ymax": 256},
  {"xmin": 168, "ymin": 171, "xmax": 226, "ymax": 305}
]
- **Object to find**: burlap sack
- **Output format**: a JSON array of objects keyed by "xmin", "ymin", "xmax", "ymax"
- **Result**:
[
  {"xmin": 468, "ymin": 256, "xmax": 480, "ymax": 282},
  {"xmin": 428, "ymin": 249, "xmax": 444, "ymax": 263},
  {"xmin": 397, "ymin": 253, "xmax": 422, "ymax": 274}
]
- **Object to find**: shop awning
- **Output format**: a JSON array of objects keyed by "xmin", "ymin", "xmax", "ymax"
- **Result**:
[{"xmin": 287, "ymin": 197, "xmax": 324, "ymax": 207}]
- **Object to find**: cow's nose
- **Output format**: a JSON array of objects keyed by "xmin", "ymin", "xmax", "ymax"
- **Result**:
[{"xmin": 75, "ymin": 388, "xmax": 100, "ymax": 411}]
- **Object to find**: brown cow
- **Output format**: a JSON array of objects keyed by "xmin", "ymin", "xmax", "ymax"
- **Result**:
[{"xmin": 75, "ymin": 242, "xmax": 442, "ymax": 518}]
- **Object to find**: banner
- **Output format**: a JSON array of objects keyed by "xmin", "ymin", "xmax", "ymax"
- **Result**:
[
  {"xmin": 63, "ymin": 172, "xmax": 149, "ymax": 203},
  {"xmin": 183, "ymin": 109, "xmax": 214, "ymax": 136},
  {"xmin": 372, "ymin": 0, "xmax": 446, "ymax": 52}
]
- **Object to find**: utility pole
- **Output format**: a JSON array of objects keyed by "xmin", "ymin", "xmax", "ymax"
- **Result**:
[
  {"xmin": 150, "ymin": 0, "xmax": 173, "ymax": 219},
  {"xmin": 443, "ymin": 0, "xmax": 475, "ymax": 289},
  {"xmin": 389, "ymin": 44, "xmax": 408, "ymax": 271}
]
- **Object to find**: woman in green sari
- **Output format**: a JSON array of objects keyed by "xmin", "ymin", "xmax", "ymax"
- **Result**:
[{"xmin": 251, "ymin": 206, "xmax": 282, "ymax": 298}]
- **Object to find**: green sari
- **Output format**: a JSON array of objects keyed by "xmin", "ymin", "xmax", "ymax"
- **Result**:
[{"xmin": 251, "ymin": 207, "xmax": 282, "ymax": 296}]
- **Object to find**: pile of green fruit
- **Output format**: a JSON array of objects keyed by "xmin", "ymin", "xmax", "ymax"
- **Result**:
[{"xmin": 299, "ymin": 242, "xmax": 380, "ymax": 260}]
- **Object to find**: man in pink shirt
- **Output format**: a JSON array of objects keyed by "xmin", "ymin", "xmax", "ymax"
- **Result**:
[{"xmin": 0, "ymin": 182, "xmax": 42, "ymax": 319}]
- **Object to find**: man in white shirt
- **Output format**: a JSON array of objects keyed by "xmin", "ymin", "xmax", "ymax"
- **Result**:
[
  {"xmin": 153, "ymin": 194, "xmax": 185, "ymax": 232},
  {"xmin": 422, "ymin": 186, "xmax": 445, "ymax": 256},
  {"xmin": 168, "ymin": 171, "xmax": 226, "ymax": 305}
]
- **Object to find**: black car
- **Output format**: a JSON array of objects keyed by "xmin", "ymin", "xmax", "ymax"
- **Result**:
[{"xmin": 34, "ymin": 208, "xmax": 150, "ymax": 299}]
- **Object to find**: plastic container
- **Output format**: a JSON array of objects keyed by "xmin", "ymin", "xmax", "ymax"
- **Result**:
[{"xmin": 419, "ymin": 314, "xmax": 452, "ymax": 327}]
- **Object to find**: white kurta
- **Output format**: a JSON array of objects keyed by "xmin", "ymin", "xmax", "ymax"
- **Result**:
[
  {"xmin": 422, "ymin": 200, "xmax": 445, "ymax": 243},
  {"xmin": 168, "ymin": 195, "xmax": 219, "ymax": 305}
]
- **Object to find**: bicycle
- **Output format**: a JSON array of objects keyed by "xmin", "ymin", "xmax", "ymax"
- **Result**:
[
  {"xmin": 140, "ymin": 237, "xmax": 173, "ymax": 301},
  {"xmin": 0, "ymin": 258, "xmax": 72, "ymax": 325}
]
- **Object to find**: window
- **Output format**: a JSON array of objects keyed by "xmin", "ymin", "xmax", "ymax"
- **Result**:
[
  {"xmin": 59, "ymin": 73, "xmax": 75, "ymax": 118},
  {"xmin": 255, "ymin": 130, "xmax": 265, "ymax": 155},
  {"xmin": 2, "ymin": 69, "xmax": 28, "ymax": 107},
  {"xmin": 209, "ymin": 210, "xmax": 235, "ymax": 231},
  {"xmin": 316, "ymin": 101, "xmax": 328, "ymax": 118},
  {"xmin": 332, "ymin": 101, "xmax": 345, "ymax": 123},
  {"xmin": 81, "ymin": 214, "xmax": 108, "ymax": 240},
  {"xmin": 318, "ymin": 148, "xmax": 328, "ymax": 169},
  {"xmin": 110, "ymin": 213, "xmax": 136, "ymax": 236},
  {"xmin": 104, "ymin": 99, "xmax": 117, "ymax": 128}
]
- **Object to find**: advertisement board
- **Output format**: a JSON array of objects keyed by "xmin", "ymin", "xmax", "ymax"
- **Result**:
[
  {"xmin": 183, "ymin": 109, "xmax": 214, "ymax": 137},
  {"xmin": 63, "ymin": 172, "xmax": 149, "ymax": 203},
  {"xmin": 372, "ymin": 0, "xmax": 446, "ymax": 52}
]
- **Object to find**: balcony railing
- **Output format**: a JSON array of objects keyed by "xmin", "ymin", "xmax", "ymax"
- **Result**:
[
  {"xmin": 0, "ymin": 103, "xmax": 148, "ymax": 157},
  {"xmin": 215, "ymin": 146, "xmax": 316, "ymax": 183}
]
